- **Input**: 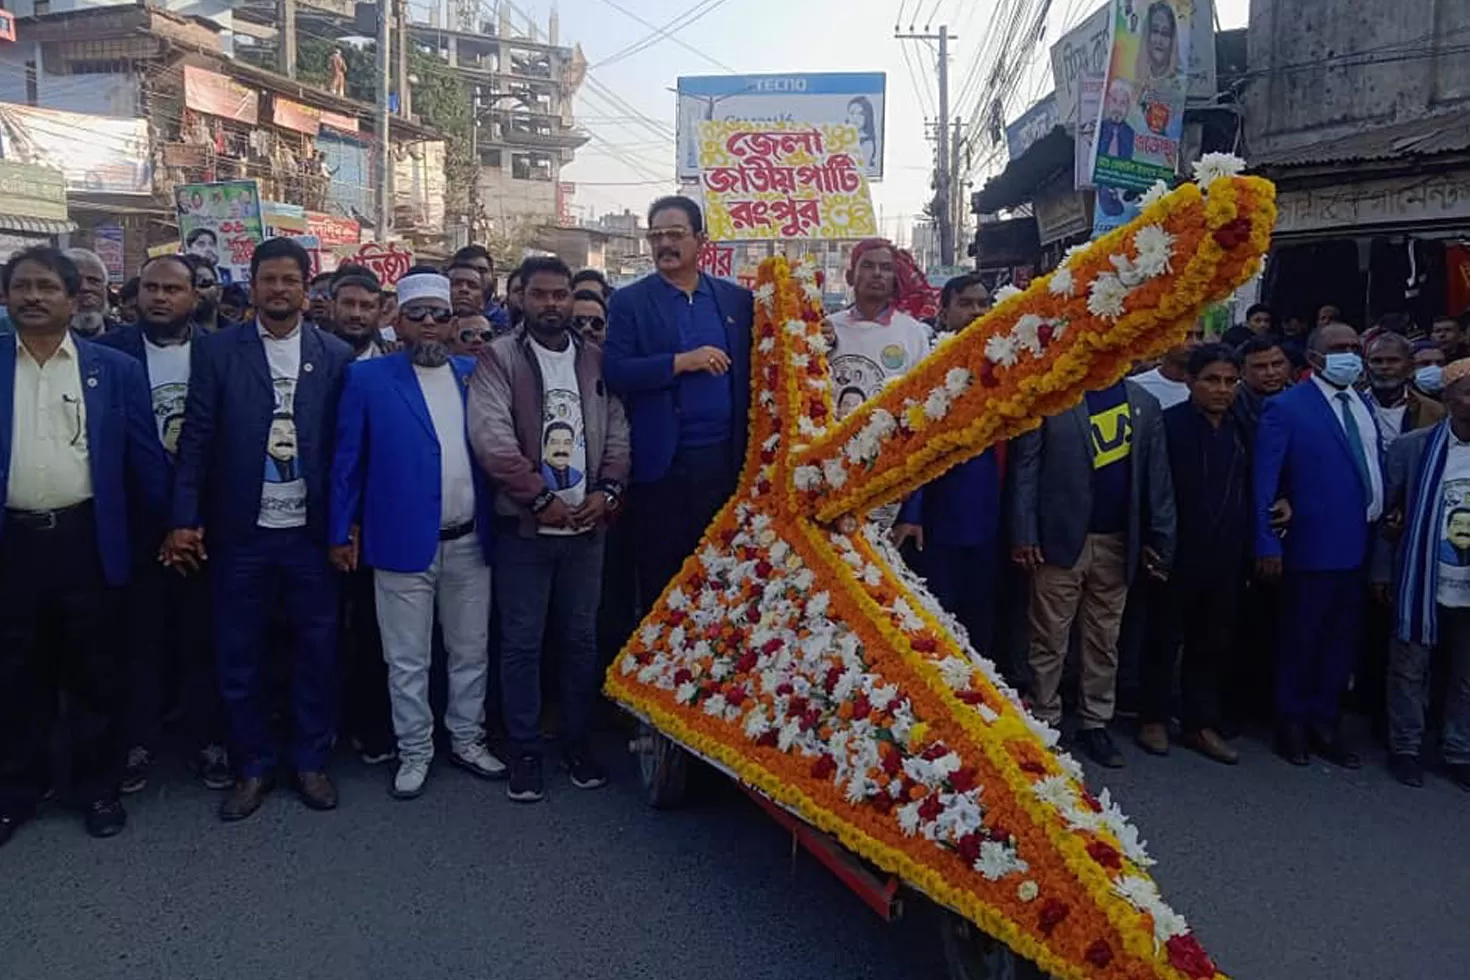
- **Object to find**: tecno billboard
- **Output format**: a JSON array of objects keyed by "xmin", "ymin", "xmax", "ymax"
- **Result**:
[{"xmin": 676, "ymin": 72, "xmax": 887, "ymax": 181}]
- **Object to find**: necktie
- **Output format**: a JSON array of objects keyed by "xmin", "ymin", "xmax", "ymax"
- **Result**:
[{"xmin": 1335, "ymin": 391, "xmax": 1372, "ymax": 497}]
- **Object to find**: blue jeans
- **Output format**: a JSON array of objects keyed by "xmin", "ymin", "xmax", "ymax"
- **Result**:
[
  {"xmin": 495, "ymin": 529, "xmax": 605, "ymax": 754},
  {"xmin": 213, "ymin": 527, "xmax": 341, "ymax": 777},
  {"xmin": 1388, "ymin": 606, "xmax": 1470, "ymax": 764}
]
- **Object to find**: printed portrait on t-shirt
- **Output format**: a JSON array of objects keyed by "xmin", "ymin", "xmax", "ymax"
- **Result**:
[
  {"xmin": 830, "ymin": 354, "xmax": 883, "ymax": 419},
  {"xmin": 265, "ymin": 413, "xmax": 300, "ymax": 483},
  {"xmin": 539, "ymin": 388, "xmax": 585, "ymax": 494},
  {"xmin": 150, "ymin": 380, "xmax": 188, "ymax": 455},
  {"xmin": 161, "ymin": 414, "xmax": 186, "ymax": 456},
  {"xmin": 1437, "ymin": 480, "xmax": 1470, "ymax": 605}
]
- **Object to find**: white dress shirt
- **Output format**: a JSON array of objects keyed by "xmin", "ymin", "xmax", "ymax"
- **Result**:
[
  {"xmin": 7, "ymin": 332, "xmax": 93, "ymax": 511},
  {"xmin": 1310, "ymin": 372, "xmax": 1384, "ymax": 522}
]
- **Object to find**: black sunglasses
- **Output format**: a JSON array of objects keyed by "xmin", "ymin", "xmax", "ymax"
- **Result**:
[
  {"xmin": 401, "ymin": 307, "xmax": 454, "ymax": 324},
  {"xmin": 195, "ymin": 277, "xmax": 217, "ymax": 289},
  {"xmin": 571, "ymin": 314, "xmax": 606, "ymax": 332},
  {"xmin": 459, "ymin": 328, "xmax": 494, "ymax": 343}
]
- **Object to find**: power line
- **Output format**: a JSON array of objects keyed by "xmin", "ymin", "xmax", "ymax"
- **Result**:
[{"xmin": 590, "ymin": 0, "xmax": 735, "ymax": 72}]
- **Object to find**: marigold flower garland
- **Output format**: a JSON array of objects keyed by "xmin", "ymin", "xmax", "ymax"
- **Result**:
[{"xmin": 607, "ymin": 163, "xmax": 1272, "ymax": 980}]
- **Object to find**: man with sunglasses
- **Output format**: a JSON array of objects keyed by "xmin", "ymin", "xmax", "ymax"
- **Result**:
[
  {"xmin": 330, "ymin": 267, "xmax": 501, "ymax": 800},
  {"xmin": 450, "ymin": 313, "xmax": 494, "ymax": 358},
  {"xmin": 307, "ymin": 272, "xmax": 336, "ymax": 332},
  {"xmin": 183, "ymin": 255, "xmax": 235, "ymax": 335},
  {"xmin": 571, "ymin": 289, "xmax": 607, "ymax": 345}
]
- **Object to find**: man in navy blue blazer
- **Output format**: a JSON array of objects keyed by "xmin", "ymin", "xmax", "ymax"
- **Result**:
[
  {"xmin": 330, "ymin": 268, "xmax": 502, "ymax": 801},
  {"xmin": 604, "ymin": 195, "xmax": 752, "ymax": 607},
  {"xmin": 164, "ymin": 238, "xmax": 353, "ymax": 822},
  {"xmin": 0, "ymin": 246, "xmax": 169, "ymax": 848},
  {"xmin": 96, "ymin": 254, "xmax": 231, "ymax": 796},
  {"xmin": 1254, "ymin": 321, "xmax": 1382, "ymax": 768}
]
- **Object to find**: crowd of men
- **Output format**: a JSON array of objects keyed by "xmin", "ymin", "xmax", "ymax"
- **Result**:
[{"xmin": 2, "ymin": 196, "xmax": 1467, "ymax": 850}]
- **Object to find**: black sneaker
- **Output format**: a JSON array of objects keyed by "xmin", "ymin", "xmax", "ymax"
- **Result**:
[
  {"xmin": 120, "ymin": 746, "xmax": 152, "ymax": 795},
  {"xmin": 1076, "ymin": 728, "xmax": 1126, "ymax": 769},
  {"xmin": 84, "ymin": 798, "xmax": 127, "ymax": 839},
  {"xmin": 193, "ymin": 744, "xmax": 234, "ymax": 791},
  {"xmin": 564, "ymin": 745, "xmax": 608, "ymax": 790},
  {"xmin": 352, "ymin": 735, "xmax": 396, "ymax": 766},
  {"xmin": 1388, "ymin": 753, "xmax": 1423, "ymax": 788},
  {"xmin": 1448, "ymin": 762, "xmax": 1470, "ymax": 793},
  {"xmin": 507, "ymin": 754, "xmax": 545, "ymax": 803}
]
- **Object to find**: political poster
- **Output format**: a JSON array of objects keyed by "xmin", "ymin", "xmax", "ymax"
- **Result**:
[
  {"xmin": 174, "ymin": 180, "xmax": 265, "ymax": 285},
  {"xmin": 696, "ymin": 120, "xmax": 877, "ymax": 241},
  {"xmin": 93, "ymin": 224, "xmax": 126, "ymax": 284},
  {"xmin": 1050, "ymin": 4, "xmax": 1111, "ymax": 189},
  {"xmin": 1089, "ymin": 0, "xmax": 1194, "ymax": 192}
]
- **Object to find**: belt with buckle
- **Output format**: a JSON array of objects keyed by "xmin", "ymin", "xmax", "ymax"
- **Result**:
[
  {"xmin": 439, "ymin": 519, "xmax": 475, "ymax": 541},
  {"xmin": 6, "ymin": 500, "xmax": 90, "ymax": 531}
]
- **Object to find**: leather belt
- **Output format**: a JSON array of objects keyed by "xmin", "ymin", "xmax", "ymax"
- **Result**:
[
  {"xmin": 5, "ymin": 500, "xmax": 92, "ymax": 532},
  {"xmin": 439, "ymin": 519, "xmax": 475, "ymax": 541}
]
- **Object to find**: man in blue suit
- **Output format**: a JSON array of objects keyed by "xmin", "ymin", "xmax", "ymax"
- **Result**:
[
  {"xmin": 604, "ymin": 195, "xmax": 752, "ymax": 607},
  {"xmin": 330, "ymin": 268, "xmax": 502, "ymax": 801},
  {"xmin": 1255, "ymin": 321, "xmax": 1382, "ymax": 768},
  {"xmin": 164, "ymin": 238, "xmax": 353, "ymax": 821},
  {"xmin": 0, "ymin": 246, "xmax": 169, "ymax": 847},
  {"xmin": 96, "ymin": 254, "xmax": 231, "ymax": 796}
]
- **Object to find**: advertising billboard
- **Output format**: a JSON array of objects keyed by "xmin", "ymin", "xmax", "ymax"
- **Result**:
[{"xmin": 676, "ymin": 72, "xmax": 886, "ymax": 181}]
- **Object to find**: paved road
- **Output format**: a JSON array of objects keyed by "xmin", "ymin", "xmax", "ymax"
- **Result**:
[{"xmin": 2, "ymin": 728, "xmax": 1467, "ymax": 980}]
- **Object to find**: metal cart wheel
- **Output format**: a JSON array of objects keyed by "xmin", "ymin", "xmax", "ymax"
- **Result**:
[
  {"xmin": 631, "ymin": 722, "xmax": 690, "ymax": 809},
  {"xmin": 937, "ymin": 907, "xmax": 1050, "ymax": 980}
]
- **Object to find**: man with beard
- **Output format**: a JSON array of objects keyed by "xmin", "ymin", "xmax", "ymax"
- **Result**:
[
  {"xmin": 97, "ymin": 255, "xmax": 231, "ymax": 795},
  {"xmin": 449, "ymin": 244, "xmax": 510, "ymax": 331},
  {"xmin": 163, "ymin": 237, "xmax": 353, "ymax": 821},
  {"xmin": 330, "ymin": 268, "xmax": 501, "ymax": 800},
  {"xmin": 331, "ymin": 265, "xmax": 389, "ymax": 361},
  {"xmin": 502, "ymin": 267, "xmax": 524, "ymax": 332},
  {"xmin": 604, "ymin": 196, "xmax": 751, "ymax": 611},
  {"xmin": 307, "ymin": 272, "xmax": 335, "ymax": 331},
  {"xmin": 449, "ymin": 313, "xmax": 493, "ymax": 358},
  {"xmin": 470, "ymin": 255, "xmax": 630, "ymax": 803},
  {"xmin": 448, "ymin": 261, "xmax": 486, "ymax": 321},
  {"xmin": 65, "ymin": 248, "xmax": 113, "ymax": 338},
  {"xmin": 184, "ymin": 255, "xmax": 235, "ymax": 334},
  {"xmin": 0, "ymin": 246, "xmax": 168, "ymax": 848}
]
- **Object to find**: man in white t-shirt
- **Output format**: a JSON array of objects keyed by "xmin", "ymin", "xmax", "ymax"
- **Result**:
[
  {"xmin": 1378, "ymin": 357, "xmax": 1470, "ymax": 792},
  {"xmin": 1130, "ymin": 320, "xmax": 1204, "ymax": 410},
  {"xmin": 469, "ymin": 256, "xmax": 630, "ymax": 804},
  {"xmin": 329, "ymin": 269, "xmax": 503, "ymax": 801}
]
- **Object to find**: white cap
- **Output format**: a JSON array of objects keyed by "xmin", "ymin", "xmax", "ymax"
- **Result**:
[{"xmin": 395, "ymin": 271, "xmax": 451, "ymax": 306}]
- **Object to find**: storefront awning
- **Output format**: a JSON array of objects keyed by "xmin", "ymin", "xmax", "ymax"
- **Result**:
[{"xmin": 0, "ymin": 214, "xmax": 77, "ymax": 235}]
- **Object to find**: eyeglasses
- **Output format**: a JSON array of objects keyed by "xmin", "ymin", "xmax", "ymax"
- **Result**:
[
  {"xmin": 195, "ymin": 278, "xmax": 217, "ymax": 290},
  {"xmin": 645, "ymin": 227, "xmax": 691, "ymax": 244},
  {"xmin": 459, "ymin": 328, "xmax": 494, "ymax": 343},
  {"xmin": 571, "ymin": 314, "xmax": 606, "ymax": 333},
  {"xmin": 400, "ymin": 307, "xmax": 454, "ymax": 324}
]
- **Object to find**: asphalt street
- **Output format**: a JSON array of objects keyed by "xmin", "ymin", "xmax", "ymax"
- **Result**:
[{"xmin": 2, "ymin": 727, "xmax": 1467, "ymax": 980}]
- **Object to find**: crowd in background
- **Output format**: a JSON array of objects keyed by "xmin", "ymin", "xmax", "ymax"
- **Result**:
[{"xmin": 2, "ymin": 194, "xmax": 1467, "ymax": 851}]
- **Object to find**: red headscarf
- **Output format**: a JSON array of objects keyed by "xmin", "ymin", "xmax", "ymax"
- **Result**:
[{"xmin": 848, "ymin": 238, "xmax": 939, "ymax": 322}]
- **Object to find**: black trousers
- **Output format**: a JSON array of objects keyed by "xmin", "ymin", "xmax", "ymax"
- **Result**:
[
  {"xmin": 124, "ymin": 558, "xmax": 220, "ymax": 753},
  {"xmin": 1141, "ymin": 570, "xmax": 1240, "ymax": 733},
  {"xmin": 0, "ymin": 503, "xmax": 122, "ymax": 814},
  {"xmin": 630, "ymin": 444, "xmax": 737, "ymax": 613},
  {"xmin": 340, "ymin": 565, "xmax": 392, "ymax": 750}
]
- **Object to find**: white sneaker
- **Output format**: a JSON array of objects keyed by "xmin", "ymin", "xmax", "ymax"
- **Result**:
[
  {"xmin": 450, "ymin": 741, "xmax": 508, "ymax": 780},
  {"xmin": 391, "ymin": 758, "xmax": 431, "ymax": 799}
]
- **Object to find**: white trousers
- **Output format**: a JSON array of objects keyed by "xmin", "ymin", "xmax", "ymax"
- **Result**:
[{"xmin": 374, "ymin": 534, "xmax": 491, "ymax": 763}]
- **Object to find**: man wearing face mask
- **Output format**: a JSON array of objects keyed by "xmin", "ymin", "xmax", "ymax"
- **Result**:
[
  {"xmin": 1413, "ymin": 340, "xmax": 1447, "ymax": 399},
  {"xmin": 65, "ymin": 248, "xmax": 114, "ymax": 338},
  {"xmin": 1365, "ymin": 331, "xmax": 1444, "ymax": 451},
  {"xmin": 330, "ymin": 267, "xmax": 501, "ymax": 800},
  {"xmin": 470, "ymin": 255, "xmax": 630, "ymax": 803},
  {"xmin": 1254, "ymin": 321, "xmax": 1384, "ymax": 769}
]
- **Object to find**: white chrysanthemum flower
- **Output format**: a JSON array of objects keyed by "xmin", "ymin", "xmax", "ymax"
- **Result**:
[
  {"xmin": 807, "ymin": 591, "xmax": 831, "ymax": 620},
  {"xmin": 1032, "ymin": 775, "xmax": 1075, "ymax": 810},
  {"xmin": 897, "ymin": 801, "xmax": 923, "ymax": 837},
  {"xmin": 923, "ymin": 388, "xmax": 952, "ymax": 420},
  {"xmin": 1087, "ymin": 272, "xmax": 1128, "ymax": 321},
  {"xmin": 1151, "ymin": 904, "xmax": 1190, "ymax": 943},
  {"xmin": 743, "ymin": 707, "xmax": 770, "ymax": 739},
  {"xmin": 784, "ymin": 318, "xmax": 807, "ymax": 335},
  {"xmin": 1049, "ymin": 318, "xmax": 1069, "ymax": 342},
  {"xmin": 944, "ymin": 367, "xmax": 972, "ymax": 396},
  {"xmin": 869, "ymin": 408, "xmax": 897, "ymax": 436},
  {"xmin": 618, "ymin": 655, "xmax": 639, "ymax": 676},
  {"xmin": 984, "ymin": 334, "xmax": 1020, "ymax": 367},
  {"xmin": 793, "ymin": 465, "xmax": 822, "ymax": 491},
  {"xmin": 777, "ymin": 718, "xmax": 803, "ymax": 752},
  {"xmin": 754, "ymin": 283, "xmax": 776, "ymax": 308},
  {"xmin": 668, "ymin": 625, "xmax": 686, "ymax": 650},
  {"xmin": 976, "ymin": 703, "xmax": 999, "ymax": 723},
  {"xmin": 1139, "ymin": 179, "xmax": 1171, "ymax": 208},
  {"xmin": 666, "ymin": 588, "xmax": 688, "ymax": 610},
  {"xmin": 993, "ymin": 284, "xmax": 1023, "ymax": 303},
  {"xmin": 1111, "ymin": 874, "xmax": 1161, "ymax": 911},
  {"xmin": 702, "ymin": 693, "xmax": 728, "ymax": 717},
  {"xmin": 932, "ymin": 330, "xmax": 959, "ymax": 348},
  {"xmin": 639, "ymin": 623, "xmax": 662, "ymax": 646},
  {"xmin": 1011, "ymin": 314, "xmax": 1045, "ymax": 355},
  {"xmin": 1192, "ymin": 151, "xmax": 1245, "ymax": 187},
  {"xmin": 822, "ymin": 457, "xmax": 848, "ymax": 488},
  {"xmin": 1062, "ymin": 243, "xmax": 1090, "ymax": 267},
  {"xmin": 790, "ymin": 352, "xmax": 810, "ymax": 370},
  {"xmin": 1047, "ymin": 266, "xmax": 1074, "ymax": 297},
  {"xmin": 1055, "ymin": 751, "xmax": 1085, "ymax": 783},
  {"xmin": 803, "ymin": 282, "xmax": 823, "ymax": 304},
  {"xmin": 675, "ymin": 681, "xmax": 699, "ymax": 704},
  {"xmin": 975, "ymin": 840, "xmax": 1028, "ymax": 881},
  {"xmin": 1114, "ymin": 820, "xmax": 1155, "ymax": 867},
  {"xmin": 792, "ymin": 568, "xmax": 815, "ymax": 592},
  {"xmin": 791, "ymin": 260, "xmax": 816, "ymax": 282},
  {"xmin": 758, "ymin": 336, "xmax": 775, "ymax": 353},
  {"xmin": 807, "ymin": 333, "xmax": 830, "ymax": 355},
  {"xmin": 1132, "ymin": 225, "xmax": 1175, "ymax": 279},
  {"xmin": 637, "ymin": 662, "xmax": 662, "ymax": 685}
]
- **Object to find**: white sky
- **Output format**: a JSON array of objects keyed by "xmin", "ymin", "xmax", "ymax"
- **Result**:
[{"xmin": 527, "ymin": 0, "xmax": 1250, "ymax": 237}]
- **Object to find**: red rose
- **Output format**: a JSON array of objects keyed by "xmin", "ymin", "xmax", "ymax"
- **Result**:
[
  {"xmin": 735, "ymin": 651, "xmax": 758, "ymax": 674},
  {"xmin": 881, "ymin": 750, "xmax": 902, "ymax": 776},
  {"xmin": 823, "ymin": 666, "xmax": 844, "ymax": 693},
  {"xmin": 1086, "ymin": 840, "xmax": 1123, "ymax": 870},
  {"xmin": 1038, "ymin": 899, "xmax": 1070, "ymax": 936},
  {"xmin": 755, "ymin": 561, "xmax": 773, "ymax": 580},
  {"xmin": 1018, "ymin": 758, "xmax": 1046, "ymax": 775},
  {"xmin": 725, "ymin": 685, "xmax": 747, "ymax": 706},
  {"xmin": 918, "ymin": 795, "xmax": 943, "ymax": 822},
  {"xmin": 988, "ymin": 822, "xmax": 1010, "ymax": 843},
  {"xmin": 760, "ymin": 449, "xmax": 776, "ymax": 464},
  {"xmin": 1166, "ymin": 934, "xmax": 1217, "ymax": 979},
  {"xmin": 921, "ymin": 742, "xmax": 949, "ymax": 761},
  {"xmin": 852, "ymin": 693, "xmax": 872, "ymax": 720},
  {"xmin": 668, "ymin": 609, "xmax": 687, "ymax": 626},
  {"xmin": 673, "ymin": 668, "xmax": 693, "ymax": 686},
  {"xmin": 1085, "ymin": 939, "xmax": 1113, "ymax": 968},
  {"xmin": 870, "ymin": 793, "xmax": 894, "ymax": 814},
  {"xmin": 1081, "ymin": 791, "xmax": 1104, "ymax": 813},
  {"xmin": 788, "ymin": 695, "xmax": 809, "ymax": 715},
  {"xmin": 800, "ymin": 708, "xmax": 821, "ymax": 731},
  {"xmin": 756, "ymin": 730, "xmax": 778, "ymax": 747},
  {"xmin": 811, "ymin": 754, "xmax": 836, "ymax": 779},
  {"xmin": 776, "ymin": 681, "xmax": 794, "ymax": 696},
  {"xmin": 746, "ymin": 605, "xmax": 761, "ymax": 623},
  {"xmin": 979, "ymin": 362, "xmax": 1000, "ymax": 388},
  {"xmin": 949, "ymin": 766, "xmax": 978, "ymax": 793},
  {"xmin": 1037, "ymin": 323, "xmax": 1054, "ymax": 346},
  {"xmin": 957, "ymin": 690, "xmax": 988, "ymax": 706},
  {"xmin": 911, "ymin": 633, "xmax": 938, "ymax": 653},
  {"xmin": 719, "ymin": 529, "xmax": 737, "ymax": 546},
  {"xmin": 956, "ymin": 832, "xmax": 982, "ymax": 864}
]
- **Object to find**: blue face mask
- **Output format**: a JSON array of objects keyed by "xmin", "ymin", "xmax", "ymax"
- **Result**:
[
  {"xmin": 1416, "ymin": 364, "xmax": 1445, "ymax": 394},
  {"xmin": 1320, "ymin": 351, "xmax": 1363, "ymax": 387}
]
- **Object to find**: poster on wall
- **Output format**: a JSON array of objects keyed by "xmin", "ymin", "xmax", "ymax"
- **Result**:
[
  {"xmin": 94, "ymin": 224, "xmax": 126, "ymax": 284},
  {"xmin": 1050, "ymin": 4, "xmax": 1111, "ymax": 189},
  {"xmin": 696, "ymin": 120, "xmax": 877, "ymax": 241},
  {"xmin": 1089, "ymin": 0, "xmax": 1194, "ymax": 192},
  {"xmin": 0, "ymin": 103, "xmax": 152, "ymax": 195},
  {"xmin": 334, "ymin": 241, "xmax": 414, "ymax": 286},
  {"xmin": 174, "ymin": 179, "xmax": 265, "ymax": 285}
]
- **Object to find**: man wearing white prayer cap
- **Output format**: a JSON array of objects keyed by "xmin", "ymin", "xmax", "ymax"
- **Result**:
[{"xmin": 328, "ymin": 265, "xmax": 503, "ymax": 800}]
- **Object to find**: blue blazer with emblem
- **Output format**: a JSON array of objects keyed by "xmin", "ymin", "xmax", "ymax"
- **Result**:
[
  {"xmin": 603, "ymin": 271, "xmax": 753, "ymax": 484},
  {"xmin": 172, "ymin": 321, "xmax": 352, "ymax": 548},
  {"xmin": 0, "ymin": 336, "xmax": 170, "ymax": 586},
  {"xmin": 329, "ymin": 352, "xmax": 493, "ymax": 573},
  {"xmin": 1253, "ymin": 379, "xmax": 1383, "ymax": 572}
]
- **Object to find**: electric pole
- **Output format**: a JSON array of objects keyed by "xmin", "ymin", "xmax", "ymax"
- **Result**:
[
  {"xmin": 952, "ymin": 117, "xmax": 965, "ymax": 268},
  {"xmin": 376, "ymin": 0, "xmax": 392, "ymax": 240},
  {"xmin": 395, "ymin": 0, "xmax": 411, "ymax": 119},
  {"xmin": 278, "ymin": 0, "xmax": 297, "ymax": 78},
  {"xmin": 895, "ymin": 24, "xmax": 954, "ymax": 267}
]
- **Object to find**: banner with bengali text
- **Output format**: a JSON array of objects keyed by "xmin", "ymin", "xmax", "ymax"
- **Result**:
[
  {"xmin": 697, "ymin": 120, "xmax": 876, "ymax": 241},
  {"xmin": 174, "ymin": 179, "xmax": 265, "ymax": 285}
]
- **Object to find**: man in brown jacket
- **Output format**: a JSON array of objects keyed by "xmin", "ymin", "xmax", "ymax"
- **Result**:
[{"xmin": 468, "ymin": 255, "xmax": 630, "ymax": 803}]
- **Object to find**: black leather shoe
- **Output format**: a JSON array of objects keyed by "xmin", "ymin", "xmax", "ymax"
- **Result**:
[
  {"xmin": 1389, "ymin": 753, "xmax": 1424, "ymax": 788},
  {"xmin": 296, "ymin": 771, "xmax": 338, "ymax": 811},
  {"xmin": 220, "ymin": 776, "xmax": 275, "ymax": 823},
  {"xmin": 84, "ymin": 798, "xmax": 127, "ymax": 839},
  {"xmin": 1076, "ymin": 727, "xmax": 1126, "ymax": 768},
  {"xmin": 1275, "ymin": 724, "xmax": 1309, "ymax": 766},
  {"xmin": 1309, "ymin": 729, "xmax": 1361, "ymax": 770},
  {"xmin": 0, "ymin": 812, "xmax": 25, "ymax": 849},
  {"xmin": 1447, "ymin": 762, "xmax": 1470, "ymax": 792}
]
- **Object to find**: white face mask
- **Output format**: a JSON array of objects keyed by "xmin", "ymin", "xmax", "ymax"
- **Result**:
[{"xmin": 1416, "ymin": 364, "xmax": 1445, "ymax": 394}]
